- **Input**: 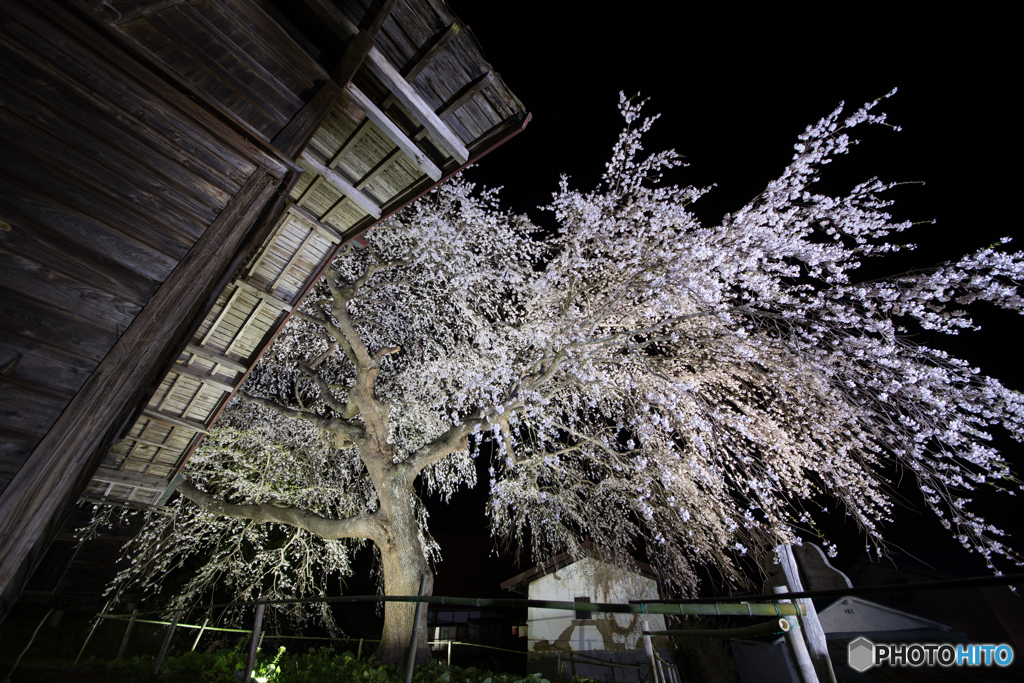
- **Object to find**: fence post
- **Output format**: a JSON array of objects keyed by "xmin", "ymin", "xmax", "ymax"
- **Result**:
[
  {"xmin": 243, "ymin": 603, "xmax": 266, "ymax": 683},
  {"xmin": 641, "ymin": 615, "xmax": 662, "ymax": 683},
  {"xmin": 403, "ymin": 574, "xmax": 428, "ymax": 683},
  {"xmin": 773, "ymin": 586, "xmax": 817, "ymax": 683},
  {"xmin": 447, "ymin": 640, "xmax": 452, "ymax": 667},
  {"xmin": 191, "ymin": 616, "xmax": 210, "ymax": 651},
  {"xmin": 357, "ymin": 637, "xmax": 363, "ymax": 659},
  {"xmin": 116, "ymin": 609, "xmax": 137, "ymax": 662},
  {"xmin": 153, "ymin": 609, "xmax": 182, "ymax": 675},
  {"xmin": 6, "ymin": 607, "xmax": 52, "ymax": 680},
  {"xmin": 777, "ymin": 545, "xmax": 837, "ymax": 683},
  {"xmin": 75, "ymin": 601, "xmax": 110, "ymax": 665}
]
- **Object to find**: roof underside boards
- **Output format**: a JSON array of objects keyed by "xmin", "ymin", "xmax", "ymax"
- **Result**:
[{"xmin": 75, "ymin": 0, "xmax": 529, "ymax": 509}]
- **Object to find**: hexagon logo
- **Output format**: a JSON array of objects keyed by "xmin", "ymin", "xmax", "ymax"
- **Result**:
[{"xmin": 848, "ymin": 637, "xmax": 875, "ymax": 672}]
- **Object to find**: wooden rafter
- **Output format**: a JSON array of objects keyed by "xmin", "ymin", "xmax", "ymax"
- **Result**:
[
  {"xmin": 92, "ymin": 466, "xmax": 167, "ymax": 491},
  {"xmin": 437, "ymin": 70, "xmax": 494, "ymax": 120},
  {"xmin": 345, "ymin": 83, "xmax": 442, "ymax": 181},
  {"xmin": 327, "ymin": 0, "xmax": 399, "ymax": 88},
  {"xmin": 234, "ymin": 277, "xmax": 293, "ymax": 311},
  {"xmin": 171, "ymin": 363, "xmax": 236, "ymax": 394},
  {"xmin": 185, "ymin": 343, "xmax": 249, "ymax": 374},
  {"xmin": 300, "ymin": 150, "xmax": 383, "ymax": 218},
  {"xmin": 142, "ymin": 409, "xmax": 209, "ymax": 434},
  {"xmin": 270, "ymin": 226, "xmax": 319, "ymax": 290},
  {"xmin": 363, "ymin": 48, "xmax": 469, "ymax": 164},
  {"xmin": 380, "ymin": 22, "xmax": 458, "ymax": 111},
  {"xmin": 288, "ymin": 204, "xmax": 344, "ymax": 243}
]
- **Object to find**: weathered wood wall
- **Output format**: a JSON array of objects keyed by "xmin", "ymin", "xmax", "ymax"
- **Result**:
[{"xmin": 0, "ymin": 0, "xmax": 298, "ymax": 621}]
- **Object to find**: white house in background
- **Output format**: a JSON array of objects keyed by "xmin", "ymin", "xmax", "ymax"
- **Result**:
[
  {"xmin": 501, "ymin": 542, "xmax": 669, "ymax": 682},
  {"xmin": 733, "ymin": 597, "xmax": 960, "ymax": 683}
]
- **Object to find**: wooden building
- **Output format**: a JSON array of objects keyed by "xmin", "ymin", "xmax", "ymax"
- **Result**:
[{"xmin": 0, "ymin": 0, "xmax": 529, "ymax": 620}]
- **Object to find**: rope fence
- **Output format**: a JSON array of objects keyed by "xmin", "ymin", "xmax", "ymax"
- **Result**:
[
  {"xmin": 82, "ymin": 592, "xmax": 758, "ymax": 683},
  {"xmin": 71, "ymin": 571, "xmax": 1024, "ymax": 683}
]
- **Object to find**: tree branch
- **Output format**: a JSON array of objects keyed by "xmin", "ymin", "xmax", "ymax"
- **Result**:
[{"xmin": 179, "ymin": 482, "xmax": 383, "ymax": 542}]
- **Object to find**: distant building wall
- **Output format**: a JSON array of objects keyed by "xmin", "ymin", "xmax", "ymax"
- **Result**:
[{"xmin": 526, "ymin": 557, "xmax": 665, "ymax": 652}]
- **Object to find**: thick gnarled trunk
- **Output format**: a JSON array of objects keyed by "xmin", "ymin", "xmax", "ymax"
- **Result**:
[{"xmin": 373, "ymin": 475, "xmax": 433, "ymax": 667}]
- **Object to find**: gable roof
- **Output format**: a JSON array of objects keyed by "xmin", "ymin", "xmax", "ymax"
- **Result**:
[{"xmin": 500, "ymin": 541, "xmax": 659, "ymax": 593}]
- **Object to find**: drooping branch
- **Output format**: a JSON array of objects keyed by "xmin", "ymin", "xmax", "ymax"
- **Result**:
[
  {"xmin": 237, "ymin": 390, "xmax": 364, "ymax": 447},
  {"xmin": 179, "ymin": 481, "xmax": 384, "ymax": 542}
]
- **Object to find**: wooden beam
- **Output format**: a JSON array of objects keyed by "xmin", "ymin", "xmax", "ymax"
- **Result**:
[
  {"xmin": 142, "ymin": 408, "xmax": 210, "ymax": 434},
  {"xmin": 270, "ymin": 226, "xmax": 320, "ymax": 290},
  {"xmin": 288, "ymin": 204, "xmax": 344, "ymax": 244},
  {"xmin": 402, "ymin": 23, "xmax": 457, "ymax": 83},
  {"xmin": 234, "ymin": 278, "xmax": 293, "ymax": 311},
  {"xmin": 344, "ymin": 83, "xmax": 442, "ymax": 181},
  {"xmin": 184, "ymin": 343, "xmax": 249, "ymax": 374},
  {"xmin": 170, "ymin": 363, "xmax": 236, "ymax": 394},
  {"xmin": 198, "ymin": 287, "xmax": 244, "ymax": 348},
  {"xmin": 357, "ymin": 147, "xmax": 403, "ymax": 190},
  {"xmin": 92, "ymin": 467, "xmax": 167, "ymax": 491},
  {"xmin": 116, "ymin": 434, "xmax": 180, "ymax": 451},
  {"xmin": 436, "ymin": 71, "xmax": 494, "ymax": 120},
  {"xmin": 363, "ymin": 47, "xmax": 469, "ymax": 164},
  {"xmin": 332, "ymin": 31, "xmax": 374, "ymax": 89},
  {"xmin": 363, "ymin": 0, "xmax": 399, "ymax": 35},
  {"xmin": 271, "ymin": 80, "xmax": 342, "ymax": 160},
  {"xmin": 300, "ymin": 150, "xmax": 382, "ymax": 218},
  {"xmin": 222, "ymin": 297, "xmax": 268, "ymax": 359},
  {"xmin": 332, "ymin": 117, "xmax": 372, "ymax": 166},
  {"xmin": 325, "ymin": 0, "xmax": 398, "ymax": 87},
  {"xmin": 379, "ymin": 23, "xmax": 458, "ymax": 111}
]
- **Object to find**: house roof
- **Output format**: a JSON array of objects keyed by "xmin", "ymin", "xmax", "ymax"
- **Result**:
[
  {"xmin": 500, "ymin": 541, "xmax": 659, "ymax": 593},
  {"xmin": 72, "ymin": 0, "xmax": 530, "ymax": 509}
]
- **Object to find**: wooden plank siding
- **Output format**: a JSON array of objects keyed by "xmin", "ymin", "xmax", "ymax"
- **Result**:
[
  {"xmin": 4, "ymin": 0, "xmax": 529, "ymax": 612},
  {"xmin": 0, "ymin": 0, "xmax": 300, "ymax": 619}
]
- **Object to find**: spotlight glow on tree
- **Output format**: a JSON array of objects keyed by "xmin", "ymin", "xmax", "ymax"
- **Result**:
[{"xmin": 94, "ymin": 92, "xmax": 1024, "ymax": 666}]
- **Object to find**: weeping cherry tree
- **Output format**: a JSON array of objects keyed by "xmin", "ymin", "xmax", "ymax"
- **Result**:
[{"xmin": 93, "ymin": 92, "xmax": 1024, "ymax": 666}]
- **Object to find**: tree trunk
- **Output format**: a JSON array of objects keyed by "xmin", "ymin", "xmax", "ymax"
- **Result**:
[{"xmin": 374, "ymin": 490, "xmax": 433, "ymax": 667}]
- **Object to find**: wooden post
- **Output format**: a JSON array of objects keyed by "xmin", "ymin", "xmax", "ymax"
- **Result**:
[
  {"xmin": 403, "ymin": 574, "xmax": 428, "ymax": 683},
  {"xmin": 641, "ymin": 618, "xmax": 662, "ymax": 683},
  {"xmin": 153, "ymin": 609, "xmax": 181, "ymax": 675},
  {"xmin": 778, "ymin": 545, "xmax": 837, "ymax": 683},
  {"xmin": 75, "ymin": 601, "xmax": 109, "ymax": 665},
  {"xmin": 191, "ymin": 616, "xmax": 209, "ymax": 651},
  {"xmin": 357, "ymin": 637, "xmax": 363, "ymax": 659},
  {"xmin": 655, "ymin": 654, "xmax": 667, "ymax": 683},
  {"xmin": 7, "ymin": 607, "xmax": 52, "ymax": 679},
  {"xmin": 243, "ymin": 603, "xmax": 266, "ymax": 683},
  {"xmin": 116, "ymin": 609, "xmax": 137, "ymax": 662},
  {"xmin": 773, "ymin": 586, "xmax": 817, "ymax": 683}
]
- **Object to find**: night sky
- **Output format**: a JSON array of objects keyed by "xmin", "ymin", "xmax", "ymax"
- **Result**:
[{"xmin": 423, "ymin": 4, "xmax": 1024, "ymax": 580}]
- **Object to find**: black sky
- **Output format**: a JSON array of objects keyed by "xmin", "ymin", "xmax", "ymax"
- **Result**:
[{"xmin": 424, "ymin": 5, "xmax": 1024, "ymax": 576}]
